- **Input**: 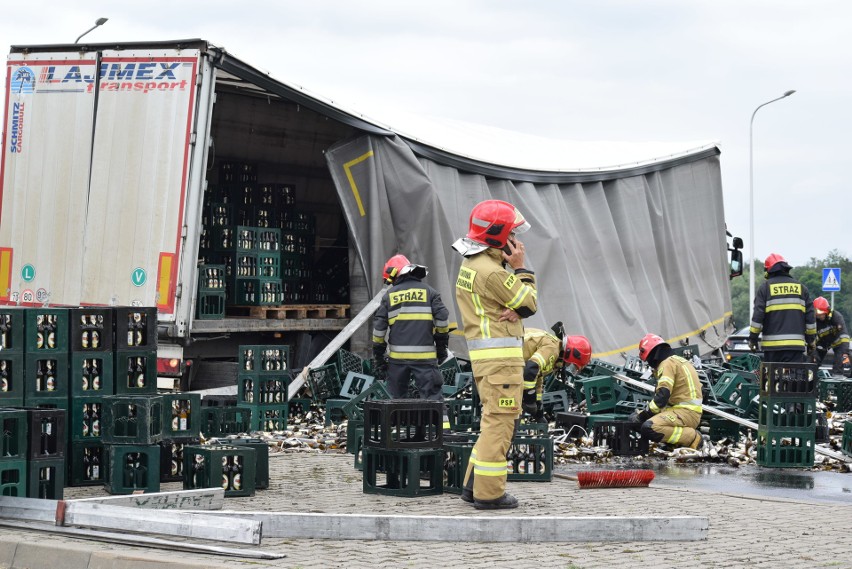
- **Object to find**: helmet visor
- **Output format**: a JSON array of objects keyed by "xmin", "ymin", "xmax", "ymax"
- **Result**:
[{"xmin": 512, "ymin": 208, "xmax": 531, "ymax": 234}]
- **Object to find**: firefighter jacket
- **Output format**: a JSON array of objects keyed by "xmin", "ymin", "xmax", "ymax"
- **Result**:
[
  {"xmin": 749, "ymin": 273, "xmax": 816, "ymax": 352},
  {"xmin": 522, "ymin": 328, "xmax": 560, "ymax": 393},
  {"xmin": 816, "ymin": 310, "xmax": 851, "ymax": 350},
  {"xmin": 455, "ymin": 247, "xmax": 538, "ymax": 377},
  {"xmin": 649, "ymin": 355, "xmax": 702, "ymax": 415},
  {"xmin": 372, "ymin": 275, "xmax": 450, "ymax": 364}
]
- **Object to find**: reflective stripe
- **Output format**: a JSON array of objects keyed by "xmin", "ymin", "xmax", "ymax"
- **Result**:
[
  {"xmin": 469, "ymin": 347, "xmax": 524, "ymax": 361},
  {"xmin": 657, "ymin": 376, "xmax": 674, "ymax": 389},
  {"xmin": 388, "ymin": 344, "xmax": 435, "ymax": 353},
  {"xmin": 389, "ymin": 313, "xmax": 434, "ymax": 324},
  {"xmin": 389, "ymin": 351, "xmax": 437, "ymax": 360},
  {"xmin": 472, "ymin": 292, "xmax": 489, "ymax": 338},
  {"xmin": 523, "ymin": 380, "xmax": 536, "ymax": 390},
  {"xmin": 766, "ymin": 304, "xmax": 806, "ymax": 313},
  {"xmin": 673, "ymin": 403, "xmax": 703, "ymax": 412},
  {"xmin": 398, "ymin": 306, "xmax": 433, "ymax": 314},
  {"xmin": 506, "ymin": 285, "xmax": 533, "ymax": 310},
  {"xmin": 435, "ymin": 318, "xmax": 449, "ymax": 328},
  {"xmin": 649, "ymin": 400, "xmax": 660, "ymax": 413},
  {"xmin": 470, "ymin": 458, "xmax": 508, "ymax": 477},
  {"xmin": 435, "ymin": 326, "xmax": 451, "ymax": 334},
  {"xmin": 766, "ymin": 297, "xmax": 805, "ymax": 307},
  {"xmin": 680, "ymin": 360, "xmax": 700, "ymax": 402},
  {"xmin": 468, "ymin": 337, "xmax": 523, "ymax": 350},
  {"xmin": 531, "ymin": 353, "xmax": 547, "ymax": 369},
  {"xmin": 667, "ymin": 426, "xmax": 683, "ymax": 444},
  {"xmin": 831, "ymin": 336, "xmax": 850, "ymax": 348},
  {"xmin": 762, "ymin": 339, "xmax": 806, "ymax": 347},
  {"xmin": 371, "ymin": 335, "xmax": 386, "ymax": 344},
  {"xmin": 749, "ymin": 325, "xmax": 762, "ymax": 334}
]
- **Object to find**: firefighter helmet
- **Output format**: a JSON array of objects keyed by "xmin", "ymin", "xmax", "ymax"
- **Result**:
[
  {"xmin": 382, "ymin": 254, "xmax": 411, "ymax": 284},
  {"xmin": 562, "ymin": 335, "xmax": 592, "ymax": 371},
  {"xmin": 466, "ymin": 200, "xmax": 530, "ymax": 249},
  {"xmin": 814, "ymin": 296, "xmax": 831, "ymax": 315},
  {"xmin": 638, "ymin": 333, "xmax": 668, "ymax": 362},
  {"xmin": 764, "ymin": 253, "xmax": 787, "ymax": 272}
]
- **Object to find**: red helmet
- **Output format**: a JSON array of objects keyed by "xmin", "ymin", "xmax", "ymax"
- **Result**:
[
  {"xmin": 814, "ymin": 296, "xmax": 830, "ymax": 315},
  {"xmin": 382, "ymin": 254, "xmax": 411, "ymax": 284},
  {"xmin": 764, "ymin": 253, "xmax": 786, "ymax": 272},
  {"xmin": 638, "ymin": 333, "xmax": 668, "ymax": 362},
  {"xmin": 466, "ymin": 200, "xmax": 530, "ymax": 249},
  {"xmin": 562, "ymin": 336, "xmax": 592, "ymax": 370}
]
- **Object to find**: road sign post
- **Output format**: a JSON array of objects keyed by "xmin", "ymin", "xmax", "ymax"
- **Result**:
[{"xmin": 822, "ymin": 267, "xmax": 841, "ymax": 309}]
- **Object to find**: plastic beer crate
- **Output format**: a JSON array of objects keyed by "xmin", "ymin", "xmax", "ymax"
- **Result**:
[
  {"xmin": 113, "ymin": 350, "xmax": 157, "ymax": 395},
  {"xmin": 507, "ymin": 435, "xmax": 554, "ymax": 481},
  {"xmin": 114, "ymin": 307, "xmax": 157, "ymax": 351},
  {"xmin": 27, "ymin": 457, "xmax": 64, "ymax": 499},
  {"xmin": 24, "ymin": 352, "xmax": 70, "ymax": 401},
  {"xmin": 238, "ymin": 345, "xmax": 290, "ymax": 374},
  {"xmin": 227, "ymin": 437, "xmax": 270, "ymax": 490},
  {"xmin": 759, "ymin": 362, "xmax": 819, "ymax": 398},
  {"xmin": 0, "ymin": 459, "xmax": 26, "ymax": 496},
  {"xmin": 26, "ymin": 408, "xmax": 66, "ymax": 460},
  {"xmin": 363, "ymin": 399, "xmax": 443, "ymax": 449},
  {"xmin": 0, "ymin": 308, "xmax": 25, "ymax": 353},
  {"xmin": 24, "ymin": 308, "xmax": 69, "ymax": 353},
  {"xmin": 0, "ymin": 409, "xmax": 28, "ymax": 460},
  {"xmin": 69, "ymin": 395, "xmax": 105, "ymax": 442},
  {"xmin": 101, "ymin": 395, "xmax": 164, "ymax": 445},
  {"xmin": 183, "ymin": 444, "xmax": 256, "ymax": 497},
  {"xmin": 161, "ymin": 393, "xmax": 202, "ymax": 439},
  {"xmin": 68, "ymin": 440, "xmax": 106, "ymax": 487},
  {"xmin": 756, "ymin": 427, "xmax": 815, "ymax": 468},
  {"xmin": 362, "ymin": 447, "xmax": 443, "ymax": 497},
  {"xmin": 69, "ymin": 307, "xmax": 114, "ymax": 352},
  {"xmin": 0, "ymin": 353, "xmax": 24, "ymax": 407},
  {"xmin": 70, "ymin": 352, "xmax": 115, "ymax": 397},
  {"xmin": 238, "ymin": 373, "xmax": 290, "ymax": 405},
  {"xmin": 105, "ymin": 444, "xmax": 160, "ymax": 494},
  {"xmin": 443, "ymin": 441, "xmax": 474, "ymax": 494}
]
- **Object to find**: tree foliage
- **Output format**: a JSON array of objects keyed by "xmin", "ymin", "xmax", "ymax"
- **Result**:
[{"xmin": 730, "ymin": 251, "xmax": 851, "ymax": 331}]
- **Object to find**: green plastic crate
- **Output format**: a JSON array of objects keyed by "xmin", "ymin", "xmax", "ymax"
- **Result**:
[
  {"xmin": 70, "ymin": 352, "xmax": 114, "ymax": 397},
  {"xmin": 0, "ymin": 309, "xmax": 25, "ymax": 353},
  {"xmin": 339, "ymin": 372, "xmax": 374, "ymax": 400},
  {"xmin": 27, "ymin": 457, "xmax": 64, "ymax": 499},
  {"xmin": 24, "ymin": 309, "xmax": 69, "ymax": 353},
  {"xmin": 228, "ymin": 437, "xmax": 270, "ymax": 490},
  {"xmin": 240, "ymin": 403, "xmax": 288, "ymax": 431},
  {"xmin": 757, "ymin": 396, "xmax": 817, "ymax": 429},
  {"xmin": 162, "ymin": 393, "xmax": 202, "ymax": 439},
  {"xmin": 200, "ymin": 406, "xmax": 252, "ymax": 437},
  {"xmin": 196, "ymin": 291, "xmax": 226, "ymax": 320},
  {"xmin": 0, "ymin": 353, "xmax": 25, "ymax": 408},
  {"xmin": 105, "ymin": 444, "xmax": 160, "ymax": 494},
  {"xmin": 183, "ymin": 444, "xmax": 256, "ymax": 497},
  {"xmin": 113, "ymin": 350, "xmax": 157, "ymax": 395},
  {"xmin": 101, "ymin": 395, "xmax": 164, "ymax": 445},
  {"xmin": 506, "ymin": 435, "xmax": 553, "ymax": 481},
  {"xmin": 238, "ymin": 373, "xmax": 290, "ymax": 405},
  {"xmin": 574, "ymin": 375, "xmax": 618, "ymax": 413},
  {"xmin": 69, "ymin": 395, "xmax": 105, "ymax": 441},
  {"xmin": 336, "ymin": 349, "xmax": 366, "ymax": 379},
  {"xmin": 24, "ymin": 352, "xmax": 70, "ymax": 400},
  {"xmin": 307, "ymin": 363, "xmax": 341, "ymax": 402},
  {"xmin": 443, "ymin": 442, "xmax": 474, "ymax": 494},
  {"xmin": 756, "ymin": 427, "xmax": 815, "ymax": 468},
  {"xmin": 446, "ymin": 398, "xmax": 481, "ymax": 432},
  {"xmin": 0, "ymin": 459, "xmax": 26, "ymax": 496},
  {"xmin": 69, "ymin": 308, "xmax": 114, "ymax": 352},
  {"xmin": 0, "ymin": 409, "xmax": 28, "ymax": 460},
  {"xmin": 238, "ymin": 345, "xmax": 290, "ymax": 374},
  {"xmin": 341, "ymin": 381, "xmax": 391, "ymax": 421}
]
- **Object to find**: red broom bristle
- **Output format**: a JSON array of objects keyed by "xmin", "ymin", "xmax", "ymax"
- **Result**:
[{"xmin": 575, "ymin": 469, "xmax": 655, "ymax": 489}]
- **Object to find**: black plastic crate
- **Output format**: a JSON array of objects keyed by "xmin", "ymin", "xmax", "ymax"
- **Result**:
[
  {"xmin": 101, "ymin": 395, "xmax": 163, "ymax": 445},
  {"xmin": 27, "ymin": 457, "xmax": 64, "ymax": 499},
  {"xmin": 0, "ymin": 353, "xmax": 24, "ymax": 407},
  {"xmin": 114, "ymin": 307, "xmax": 157, "ymax": 351},
  {"xmin": 0, "ymin": 309, "xmax": 25, "ymax": 353},
  {"xmin": 26, "ymin": 408, "xmax": 66, "ymax": 460},
  {"xmin": 114, "ymin": 350, "xmax": 157, "ymax": 394},
  {"xmin": 70, "ymin": 352, "xmax": 114, "ymax": 396},
  {"xmin": 362, "ymin": 447, "xmax": 443, "ymax": 497},
  {"xmin": 759, "ymin": 362, "xmax": 819, "ymax": 398},
  {"xmin": 69, "ymin": 308, "xmax": 114, "ymax": 352},
  {"xmin": 364, "ymin": 399, "xmax": 443, "ymax": 450},
  {"xmin": 592, "ymin": 420, "xmax": 649, "ymax": 457},
  {"xmin": 555, "ymin": 411, "xmax": 589, "ymax": 436},
  {"xmin": 68, "ymin": 440, "xmax": 105, "ymax": 486}
]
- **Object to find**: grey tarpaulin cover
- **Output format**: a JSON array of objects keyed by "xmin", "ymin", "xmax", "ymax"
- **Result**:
[{"xmin": 326, "ymin": 134, "xmax": 733, "ymax": 361}]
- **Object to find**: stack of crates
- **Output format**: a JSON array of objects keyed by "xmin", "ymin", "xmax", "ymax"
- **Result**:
[
  {"xmin": 159, "ymin": 393, "xmax": 202, "ymax": 483},
  {"xmin": 195, "ymin": 264, "xmax": 226, "ymax": 319},
  {"xmin": 756, "ymin": 362, "xmax": 819, "ymax": 468},
  {"xmin": 67, "ymin": 307, "xmax": 114, "ymax": 487},
  {"xmin": 101, "ymin": 394, "xmax": 163, "ymax": 494},
  {"xmin": 0, "ymin": 309, "xmax": 25, "ymax": 407},
  {"xmin": 236, "ymin": 345, "xmax": 291, "ymax": 431},
  {"xmin": 23, "ymin": 309, "xmax": 70, "ymax": 410},
  {"xmin": 362, "ymin": 399, "xmax": 444, "ymax": 496},
  {"xmin": 114, "ymin": 307, "xmax": 158, "ymax": 396}
]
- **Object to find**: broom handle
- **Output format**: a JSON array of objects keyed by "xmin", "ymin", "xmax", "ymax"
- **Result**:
[
  {"xmin": 611, "ymin": 372, "xmax": 852, "ymax": 463},
  {"xmin": 553, "ymin": 473, "xmax": 578, "ymax": 482}
]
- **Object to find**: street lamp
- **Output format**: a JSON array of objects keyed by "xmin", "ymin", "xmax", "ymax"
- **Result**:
[
  {"xmin": 748, "ymin": 89, "xmax": 796, "ymax": 323},
  {"xmin": 75, "ymin": 17, "xmax": 108, "ymax": 44}
]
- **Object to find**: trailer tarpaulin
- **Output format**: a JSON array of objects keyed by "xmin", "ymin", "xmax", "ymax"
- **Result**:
[{"xmin": 326, "ymin": 134, "xmax": 733, "ymax": 360}]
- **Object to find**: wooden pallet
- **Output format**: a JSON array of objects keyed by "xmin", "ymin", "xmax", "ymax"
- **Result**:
[{"xmin": 226, "ymin": 304, "xmax": 350, "ymax": 320}]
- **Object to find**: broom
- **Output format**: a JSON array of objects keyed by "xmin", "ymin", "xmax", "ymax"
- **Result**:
[{"xmin": 554, "ymin": 469, "xmax": 655, "ymax": 489}]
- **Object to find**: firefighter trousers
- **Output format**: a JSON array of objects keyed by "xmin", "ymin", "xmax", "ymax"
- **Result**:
[
  {"xmin": 463, "ymin": 371, "xmax": 522, "ymax": 501},
  {"xmin": 640, "ymin": 407, "xmax": 702, "ymax": 449},
  {"xmin": 386, "ymin": 361, "xmax": 444, "ymax": 401}
]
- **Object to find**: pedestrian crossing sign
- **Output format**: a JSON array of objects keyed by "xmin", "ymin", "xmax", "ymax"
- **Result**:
[{"xmin": 822, "ymin": 268, "xmax": 841, "ymax": 292}]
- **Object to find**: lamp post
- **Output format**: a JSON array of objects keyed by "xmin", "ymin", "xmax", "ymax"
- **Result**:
[
  {"xmin": 75, "ymin": 17, "xmax": 108, "ymax": 44},
  {"xmin": 748, "ymin": 89, "xmax": 796, "ymax": 323}
]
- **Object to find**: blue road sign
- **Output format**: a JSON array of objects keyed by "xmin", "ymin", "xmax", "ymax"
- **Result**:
[{"xmin": 822, "ymin": 268, "xmax": 841, "ymax": 292}]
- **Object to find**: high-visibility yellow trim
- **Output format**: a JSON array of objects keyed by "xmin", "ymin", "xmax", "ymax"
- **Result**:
[
  {"xmin": 657, "ymin": 377, "xmax": 674, "ymax": 389},
  {"xmin": 592, "ymin": 312, "xmax": 733, "ymax": 358},
  {"xmin": 388, "ymin": 313, "xmax": 434, "ymax": 325},
  {"xmin": 157, "ymin": 253, "xmax": 174, "ymax": 309},
  {"xmin": 468, "ymin": 347, "xmax": 524, "ymax": 361},
  {"xmin": 649, "ymin": 401, "xmax": 660, "ymax": 413},
  {"xmin": 472, "ymin": 292, "xmax": 489, "ymax": 338},
  {"xmin": 506, "ymin": 285, "xmax": 532, "ymax": 310},
  {"xmin": 673, "ymin": 403, "xmax": 703, "ymax": 412},
  {"xmin": 667, "ymin": 426, "xmax": 683, "ymax": 444},
  {"xmin": 343, "ymin": 151, "xmax": 373, "ymax": 217},
  {"xmin": 766, "ymin": 304, "xmax": 805, "ymax": 313},
  {"xmin": 371, "ymin": 336, "xmax": 385, "ymax": 344},
  {"xmin": 762, "ymin": 339, "xmax": 806, "ymax": 347},
  {"xmin": 389, "ymin": 351, "xmax": 437, "ymax": 359},
  {"xmin": 523, "ymin": 381, "xmax": 537, "ymax": 390}
]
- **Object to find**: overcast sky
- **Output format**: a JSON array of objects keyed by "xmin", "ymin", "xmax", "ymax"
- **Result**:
[{"xmin": 2, "ymin": 1, "xmax": 849, "ymax": 271}]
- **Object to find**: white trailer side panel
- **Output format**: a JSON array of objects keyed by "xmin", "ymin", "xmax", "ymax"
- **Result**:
[
  {"xmin": 81, "ymin": 49, "xmax": 200, "ymax": 318},
  {"xmin": 0, "ymin": 53, "xmax": 97, "ymax": 305}
]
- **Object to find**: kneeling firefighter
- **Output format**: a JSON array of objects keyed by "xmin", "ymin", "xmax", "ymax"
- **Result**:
[{"xmin": 629, "ymin": 333, "xmax": 706, "ymax": 450}]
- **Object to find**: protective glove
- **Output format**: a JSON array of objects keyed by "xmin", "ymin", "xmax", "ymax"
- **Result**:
[
  {"xmin": 748, "ymin": 334, "xmax": 760, "ymax": 353},
  {"xmin": 629, "ymin": 408, "xmax": 651, "ymax": 425},
  {"xmin": 532, "ymin": 402, "xmax": 545, "ymax": 424},
  {"xmin": 522, "ymin": 388, "xmax": 538, "ymax": 416},
  {"xmin": 434, "ymin": 334, "xmax": 449, "ymax": 364},
  {"xmin": 436, "ymin": 348, "xmax": 448, "ymax": 363},
  {"xmin": 372, "ymin": 356, "xmax": 388, "ymax": 375},
  {"xmin": 807, "ymin": 343, "xmax": 816, "ymax": 357}
]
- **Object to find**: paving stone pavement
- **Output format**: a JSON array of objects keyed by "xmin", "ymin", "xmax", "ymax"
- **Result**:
[{"xmin": 3, "ymin": 451, "xmax": 851, "ymax": 569}]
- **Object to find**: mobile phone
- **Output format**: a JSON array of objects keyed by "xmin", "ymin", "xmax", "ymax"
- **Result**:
[{"xmin": 502, "ymin": 237, "xmax": 516, "ymax": 255}]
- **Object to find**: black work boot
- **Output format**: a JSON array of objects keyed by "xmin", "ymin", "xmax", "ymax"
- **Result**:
[
  {"xmin": 473, "ymin": 493, "xmax": 519, "ymax": 510},
  {"xmin": 460, "ymin": 473, "xmax": 474, "ymax": 503}
]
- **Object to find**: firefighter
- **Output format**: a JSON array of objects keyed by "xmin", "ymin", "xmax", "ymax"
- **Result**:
[
  {"xmin": 629, "ymin": 333, "xmax": 707, "ymax": 451},
  {"xmin": 371, "ymin": 254, "xmax": 450, "ymax": 406},
  {"xmin": 748, "ymin": 253, "xmax": 816, "ymax": 363},
  {"xmin": 453, "ymin": 199, "xmax": 537, "ymax": 510},
  {"xmin": 521, "ymin": 329, "xmax": 592, "ymax": 422},
  {"xmin": 813, "ymin": 296, "xmax": 851, "ymax": 376}
]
